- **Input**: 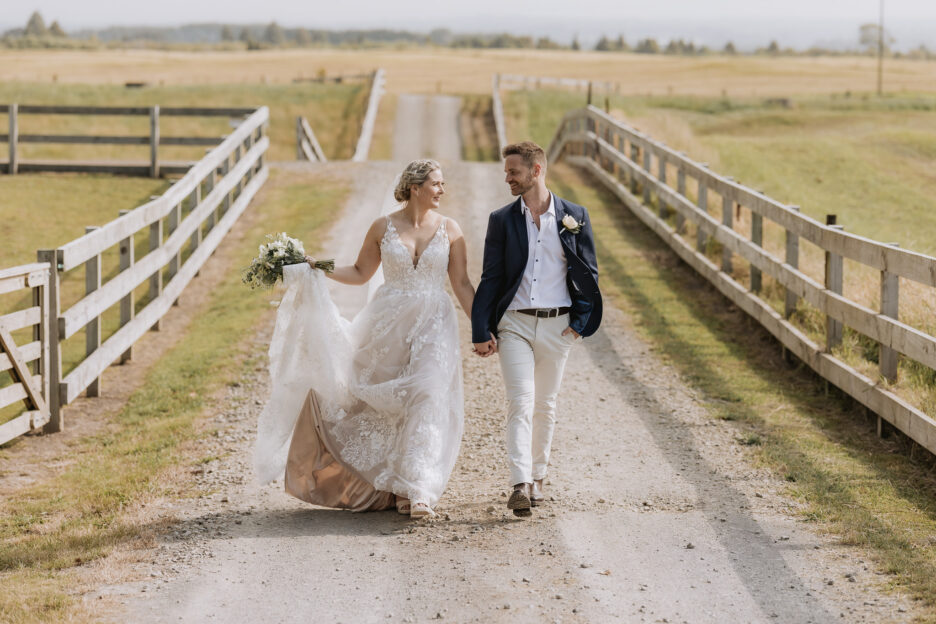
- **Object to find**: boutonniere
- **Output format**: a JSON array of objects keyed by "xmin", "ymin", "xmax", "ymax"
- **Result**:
[{"xmin": 560, "ymin": 214, "xmax": 583, "ymax": 235}]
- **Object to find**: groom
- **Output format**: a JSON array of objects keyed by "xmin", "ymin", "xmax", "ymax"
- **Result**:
[{"xmin": 472, "ymin": 141, "xmax": 602, "ymax": 517}]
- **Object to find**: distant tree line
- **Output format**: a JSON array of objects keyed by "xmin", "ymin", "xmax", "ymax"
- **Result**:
[{"xmin": 2, "ymin": 13, "xmax": 934, "ymax": 60}]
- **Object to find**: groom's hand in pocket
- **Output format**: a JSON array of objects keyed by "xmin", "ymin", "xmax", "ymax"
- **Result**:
[{"xmin": 562, "ymin": 327, "xmax": 581, "ymax": 340}]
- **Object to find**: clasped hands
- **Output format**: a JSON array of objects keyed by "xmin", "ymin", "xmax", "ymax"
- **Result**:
[{"xmin": 472, "ymin": 334, "xmax": 497, "ymax": 358}]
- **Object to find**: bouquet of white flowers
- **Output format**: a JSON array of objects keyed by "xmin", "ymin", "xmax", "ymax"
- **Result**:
[{"xmin": 242, "ymin": 232, "xmax": 334, "ymax": 289}]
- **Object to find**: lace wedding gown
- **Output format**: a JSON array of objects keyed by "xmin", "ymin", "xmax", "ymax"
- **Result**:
[{"xmin": 254, "ymin": 218, "xmax": 464, "ymax": 510}]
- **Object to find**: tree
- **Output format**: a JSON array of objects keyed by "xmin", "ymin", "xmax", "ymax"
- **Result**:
[
  {"xmin": 295, "ymin": 29, "xmax": 311, "ymax": 46},
  {"xmin": 220, "ymin": 25, "xmax": 234, "ymax": 41},
  {"xmin": 723, "ymin": 41, "xmax": 737, "ymax": 55},
  {"xmin": 595, "ymin": 36, "xmax": 611, "ymax": 52},
  {"xmin": 48, "ymin": 21, "xmax": 66, "ymax": 38},
  {"xmin": 766, "ymin": 40, "xmax": 780, "ymax": 55},
  {"xmin": 859, "ymin": 23, "xmax": 894, "ymax": 54},
  {"xmin": 571, "ymin": 36, "xmax": 580, "ymax": 51},
  {"xmin": 264, "ymin": 21, "xmax": 285, "ymax": 45},
  {"xmin": 24, "ymin": 11, "xmax": 48, "ymax": 37},
  {"xmin": 635, "ymin": 38, "xmax": 660, "ymax": 54},
  {"xmin": 535, "ymin": 37, "xmax": 562, "ymax": 50},
  {"xmin": 615, "ymin": 35, "xmax": 629, "ymax": 52},
  {"xmin": 239, "ymin": 28, "xmax": 251, "ymax": 42}
]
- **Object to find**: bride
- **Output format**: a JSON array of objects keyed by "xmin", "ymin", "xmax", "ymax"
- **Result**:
[{"xmin": 253, "ymin": 159, "xmax": 477, "ymax": 518}]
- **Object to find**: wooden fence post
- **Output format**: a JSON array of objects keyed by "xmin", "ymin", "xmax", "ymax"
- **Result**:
[
  {"xmin": 676, "ymin": 161, "xmax": 687, "ymax": 234},
  {"xmin": 880, "ymin": 242, "xmax": 900, "ymax": 383},
  {"xmin": 150, "ymin": 105, "xmax": 160, "ymax": 178},
  {"xmin": 8, "ymin": 103, "xmax": 17, "ymax": 175},
  {"xmin": 696, "ymin": 174, "xmax": 708, "ymax": 253},
  {"xmin": 657, "ymin": 154, "xmax": 667, "ymax": 219},
  {"xmin": 220, "ymin": 157, "xmax": 231, "ymax": 217},
  {"xmin": 296, "ymin": 117, "xmax": 303, "ymax": 161},
  {"xmin": 84, "ymin": 226, "xmax": 102, "ymax": 397},
  {"xmin": 119, "ymin": 209, "xmax": 134, "ymax": 362},
  {"xmin": 149, "ymin": 217, "xmax": 163, "ymax": 330},
  {"xmin": 189, "ymin": 186, "xmax": 202, "ymax": 278},
  {"xmin": 244, "ymin": 134, "xmax": 255, "ymax": 183},
  {"xmin": 784, "ymin": 206, "xmax": 801, "ymax": 318},
  {"xmin": 233, "ymin": 144, "xmax": 244, "ymax": 198},
  {"xmin": 825, "ymin": 215, "xmax": 844, "ymax": 351},
  {"xmin": 721, "ymin": 187, "xmax": 733, "ymax": 273},
  {"xmin": 205, "ymin": 169, "xmax": 217, "ymax": 231},
  {"xmin": 642, "ymin": 148, "xmax": 652, "ymax": 205},
  {"xmin": 168, "ymin": 202, "xmax": 182, "ymax": 305},
  {"xmin": 36, "ymin": 249, "xmax": 62, "ymax": 432},
  {"xmin": 629, "ymin": 143, "xmax": 639, "ymax": 194},
  {"xmin": 751, "ymin": 210, "xmax": 763, "ymax": 292}
]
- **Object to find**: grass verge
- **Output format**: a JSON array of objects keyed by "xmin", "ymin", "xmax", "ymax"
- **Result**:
[
  {"xmin": 550, "ymin": 162, "xmax": 936, "ymax": 621},
  {"xmin": 459, "ymin": 94, "xmax": 498, "ymax": 162},
  {"xmin": 0, "ymin": 167, "xmax": 348, "ymax": 623}
]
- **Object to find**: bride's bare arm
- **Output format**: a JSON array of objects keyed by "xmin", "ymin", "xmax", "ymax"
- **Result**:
[
  {"xmin": 445, "ymin": 219, "xmax": 475, "ymax": 319},
  {"xmin": 308, "ymin": 217, "xmax": 384, "ymax": 285}
]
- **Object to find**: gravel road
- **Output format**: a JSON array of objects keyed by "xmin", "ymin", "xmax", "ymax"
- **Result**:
[{"xmin": 107, "ymin": 97, "xmax": 922, "ymax": 624}]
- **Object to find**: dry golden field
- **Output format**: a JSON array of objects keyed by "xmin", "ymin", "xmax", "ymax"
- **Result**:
[{"xmin": 2, "ymin": 47, "xmax": 936, "ymax": 96}]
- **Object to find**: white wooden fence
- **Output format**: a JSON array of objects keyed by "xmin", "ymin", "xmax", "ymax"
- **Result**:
[
  {"xmin": 1, "ymin": 104, "xmax": 256, "ymax": 177},
  {"xmin": 0, "ymin": 106, "xmax": 269, "ymax": 443},
  {"xmin": 0, "ymin": 264, "xmax": 51, "ymax": 443},
  {"xmin": 351, "ymin": 69, "xmax": 385, "ymax": 162},
  {"xmin": 499, "ymin": 73, "xmax": 618, "ymax": 97},
  {"xmin": 295, "ymin": 116, "xmax": 327, "ymax": 162},
  {"xmin": 549, "ymin": 105, "xmax": 936, "ymax": 454},
  {"xmin": 491, "ymin": 74, "xmax": 508, "ymax": 157}
]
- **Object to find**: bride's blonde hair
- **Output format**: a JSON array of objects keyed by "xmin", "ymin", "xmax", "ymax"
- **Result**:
[{"xmin": 394, "ymin": 159, "xmax": 441, "ymax": 203}]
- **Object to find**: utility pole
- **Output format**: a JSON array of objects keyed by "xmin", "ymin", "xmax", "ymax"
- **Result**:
[{"xmin": 877, "ymin": 0, "xmax": 884, "ymax": 96}]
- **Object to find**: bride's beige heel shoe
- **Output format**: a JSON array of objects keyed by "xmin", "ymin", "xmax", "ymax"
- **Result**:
[
  {"xmin": 395, "ymin": 497, "xmax": 411, "ymax": 515},
  {"xmin": 410, "ymin": 501, "xmax": 435, "ymax": 518}
]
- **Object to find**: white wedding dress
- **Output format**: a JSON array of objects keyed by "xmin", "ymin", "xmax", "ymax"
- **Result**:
[{"xmin": 254, "ymin": 217, "xmax": 464, "ymax": 510}]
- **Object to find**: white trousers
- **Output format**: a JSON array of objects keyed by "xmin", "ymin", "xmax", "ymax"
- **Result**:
[{"xmin": 497, "ymin": 310, "xmax": 576, "ymax": 486}]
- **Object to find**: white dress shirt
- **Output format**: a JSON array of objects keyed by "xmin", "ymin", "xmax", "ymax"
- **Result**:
[{"xmin": 507, "ymin": 193, "xmax": 572, "ymax": 310}]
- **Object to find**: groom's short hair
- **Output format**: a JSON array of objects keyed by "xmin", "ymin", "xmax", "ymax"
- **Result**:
[{"xmin": 503, "ymin": 141, "xmax": 546, "ymax": 171}]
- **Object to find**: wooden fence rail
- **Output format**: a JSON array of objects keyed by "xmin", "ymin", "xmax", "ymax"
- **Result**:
[
  {"xmin": 0, "ymin": 105, "xmax": 270, "ymax": 443},
  {"xmin": 351, "ymin": 69, "xmax": 385, "ymax": 162},
  {"xmin": 499, "ymin": 73, "xmax": 618, "ymax": 96},
  {"xmin": 0, "ymin": 104, "xmax": 257, "ymax": 177},
  {"xmin": 548, "ymin": 105, "xmax": 936, "ymax": 454},
  {"xmin": 295, "ymin": 116, "xmax": 327, "ymax": 162},
  {"xmin": 0, "ymin": 263, "xmax": 51, "ymax": 445}
]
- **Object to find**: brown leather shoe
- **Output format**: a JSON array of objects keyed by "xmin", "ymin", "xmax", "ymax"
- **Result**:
[
  {"xmin": 507, "ymin": 484, "xmax": 532, "ymax": 517},
  {"xmin": 530, "ymin": 479, "xmax": 544, "ymax": 507}
]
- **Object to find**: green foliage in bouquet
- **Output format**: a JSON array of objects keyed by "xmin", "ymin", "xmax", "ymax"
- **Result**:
[{"xmin": 242, "ymin": 232, "xmax": 333, "ymax": 289}]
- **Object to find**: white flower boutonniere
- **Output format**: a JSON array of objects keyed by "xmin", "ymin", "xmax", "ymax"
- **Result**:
[{"xmin": 560, "ymin": 214, "xmax": 583, "ymax": 235}]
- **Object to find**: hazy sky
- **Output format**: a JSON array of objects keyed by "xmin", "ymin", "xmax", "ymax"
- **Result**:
[{"xmin": 7, "ymin": 0, "xmax": 936, "ymax": 29}]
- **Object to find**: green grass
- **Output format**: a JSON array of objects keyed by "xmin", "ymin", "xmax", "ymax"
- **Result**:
[
  {"xmin": 0, "ymin": 81, "xmax": 368, "ymax": 163},
  {"xmin": 551, "ymin": 162, "xmax": 936, "ymax": 620},
  {"xmin": 459, "ymin": 94, "xmax": 498, "ymax": 162},
  {"xmin": 505, "ymin": 86, "xmax": 936, "ymax": 420},
  {"xmin": 0, "ymin": 167, "xmax": 348, "ymax": 623}
]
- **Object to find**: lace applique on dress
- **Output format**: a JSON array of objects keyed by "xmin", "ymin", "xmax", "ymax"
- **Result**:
[{"xmin": 255, "ymin": 215, "xmax": 463, "ymax": 508}]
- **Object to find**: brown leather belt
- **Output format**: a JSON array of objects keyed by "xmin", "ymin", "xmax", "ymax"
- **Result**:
[{"xmin": 515, "ymin": 307, "xmax": 571, "ymax": 318}]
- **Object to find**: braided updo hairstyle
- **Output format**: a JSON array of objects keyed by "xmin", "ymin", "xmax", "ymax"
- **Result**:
[{"xmin": 393, "ymin": 159, "xmax": 441, "ymax": 203}]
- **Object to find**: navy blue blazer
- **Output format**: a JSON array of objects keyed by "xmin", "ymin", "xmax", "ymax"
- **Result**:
[{"xmin": 471, "ymin": 194, "xmax": 602, "ymax": 344}]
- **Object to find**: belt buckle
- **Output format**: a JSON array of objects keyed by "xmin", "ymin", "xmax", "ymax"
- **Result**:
[{"xmin": 536, "ymin": 309, "xmax": 548, "ymax": 318}]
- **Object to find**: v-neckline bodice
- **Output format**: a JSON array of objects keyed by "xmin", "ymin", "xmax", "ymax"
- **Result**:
[{"xmin": 386, "ymin": 217, "xmax": 445, "ymax": 270}]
